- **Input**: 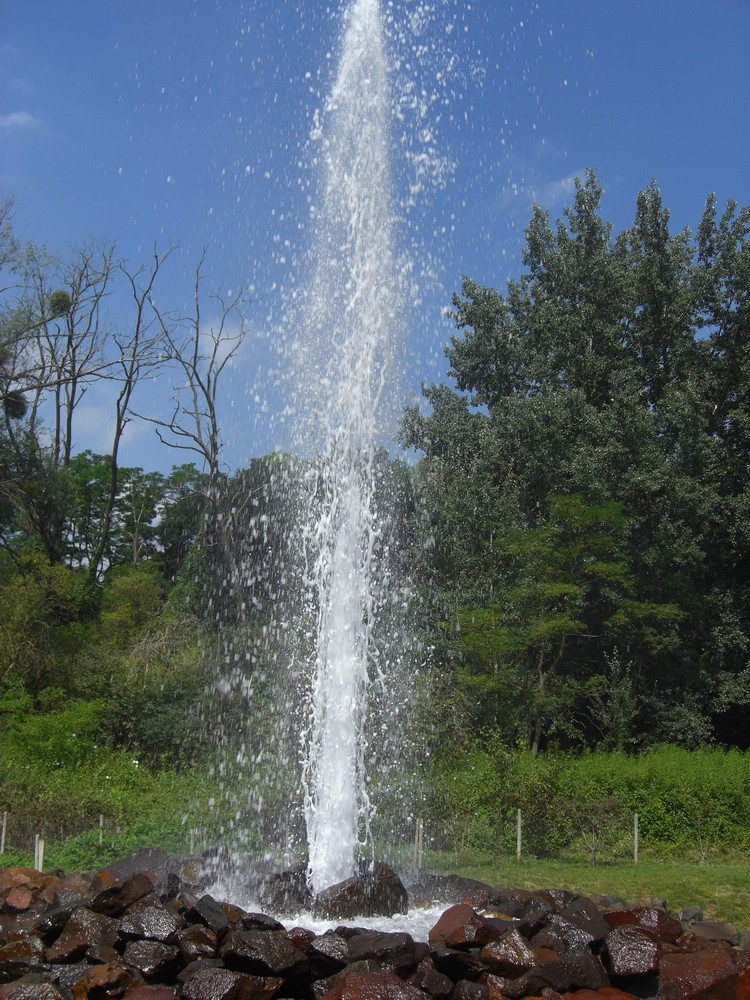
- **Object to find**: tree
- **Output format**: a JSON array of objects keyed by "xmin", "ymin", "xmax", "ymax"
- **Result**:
[{"xmin": 403, "ymin": 172, "xmax": 750, "ymax": 749}]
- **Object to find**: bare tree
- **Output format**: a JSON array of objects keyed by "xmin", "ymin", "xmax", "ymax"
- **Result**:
[
  {"xmin": 144, "ymin": 251, "xmax": 251, "ymax": 610},
  {"xmin": 87, "ymin": 246, "xmax": 176, "ymax": 581}
]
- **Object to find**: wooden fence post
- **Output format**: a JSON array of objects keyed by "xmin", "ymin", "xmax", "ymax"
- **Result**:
[
  {"xmin": 517, "ymin": 808, "xmax": 522, "ymax": 862},
  {"xmin": 0, "ymin": 811, "xmax": 6, "ymax": 855},
  {"xmin": 634, "ymin": 813, "xmax": 639, "ymax": 864},
  {"xmin": 99, "ymin": 815, "xmax": 104, "ymax": 846}
]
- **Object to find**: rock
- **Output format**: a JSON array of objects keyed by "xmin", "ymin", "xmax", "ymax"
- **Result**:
[
  {"xmin": 88, "ymin": 873, "xmax": 155, "ymax": 918},
  {"xmin": 106, "ymin": 850, "xmax": 171, "ymax": 888},
  {"xmin": 679, "ymin": 905, "xmax": 704, "ymax": 924},
  {"xmin": 239, "ymin": 914, "xmax": 284, "ymax": 933},
  {"xmin": 690, "ymin": 919, "xmax": 740, "ymax": 947},
  {"xmin": 480, "ymin": 929, "xmax": 536, "ymax": 976},
  {"xmin": 118, "ymin": 905, "xmax": 181, "ymax": 943},
  {"xmin": 219, "ymin": 930, "xmax": 309, "ymax": 978},
  {"xmin": 312, "ymin": 864, "xmax": 408, "ymax": 920},
  {"xmin": 322, "ymin": 970, "xmax": 424, "ymax": 1000},
  {"xmin": 530, "ymin": 914, "xmax": 595, "ymax": 955},
  {"xmin": 175, "ymin": 925, "xmax": 218, "ymax": 964},
  {"xmin": 184, "ymin": 896, "xmax": 230, "ymax": 938},
  {"xmin": 308, "ymin": 930, "xmax": 350, "ymax": 975},
  {"xmin": 603, "ymin": 925, "xmax": 659, "ymax": 978},
  {"xmin": 254, "ymin": 862, "xmax": 311, "ymax": 916},
  {"xmin": 659, "ymin": 943, "xmax": 739, "ymax": 1000},
  {"xmin": 429, "ymin": 904, "xmax": 499, "ymax": 950},
  {"xmin": 559, "ymin": 897, "xmax": 612, "ymax": 943},
  {"xmin": 0, "ymin": 935, "xmax": 48, "ymax": 981},
  {"xmin": 429, "ymin": 944, "xmax": 486, "ymax": 982},
  {"xmin": 46, "ymin": 907, "xmax": 118, "ymax": 963},
  {"xmin": 0, "ymin": 982, "xmax": 68, "ymax": 1000},
  {"xmin": 408, "ymin": 957, "xmax": 454, "ymax": 999},
  {"xmin": 71, "ymin": 960, "xmax": 136, "ymax": 1000},
  {"xmin": 179, "ymin": 964, "xmax": 282, "ymax": 1000},
  {"xmin": 4, "ymin": 888, "xmax": 34, "ymax": 914},
  {"xmin": 122, "ymin": 989, "xmax": 177, "ymax": 1000},
  {"xmin": 404, "ymin": 873, "xmax": 493, "ymax": 909},
  {"xmin": 451, "ymin": 980, "xmax": 488, "ymax": 1000},
  {"xmin": 122, "ymin": 940, "xmax": 181, "ymax": 982},
  {"xmin": 346, "ymin": 931, "xmax": 417, "ymax": 977}
]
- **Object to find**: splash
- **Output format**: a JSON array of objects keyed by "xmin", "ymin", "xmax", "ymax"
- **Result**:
[{"xmin": 296, "ymin": 0, "xmax": 399, "ymax": 897}]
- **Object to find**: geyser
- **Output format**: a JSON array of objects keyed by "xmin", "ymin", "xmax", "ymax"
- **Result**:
[{"xmin": 296, "ymin": 0, "xmax": 401, "ymax": 897}]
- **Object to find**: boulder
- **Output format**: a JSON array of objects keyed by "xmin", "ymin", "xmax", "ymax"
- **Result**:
[
  {"xmin": 602, "ymin": 925, "xmax": 659, "ymax": 978},
  {"xmin": 480, "ymin": 928, "xmax": 536, "ymax": 976},
  {"xmin": 429, "ymin": 904, "xmax": 499, "ymax": 950},
  {"xmin": 659, "ymin": 943, "xmax": 739, "ymax": 1000},
  {"xmin": 179, "ymin": 964, "xmax": 282, "ymax": 1000},
  {"xmin": 322, "ymin": 970, "xmax": 424, "ymax": 1000},
  {"xmin": 346, "ymin": 931, "xmax": 417, "ymax": 977},
  {"xmin": 219, "ymin": 929, "xmax": 309, "ymax": 978},
  {"xmin": 312, "ymin": 864, "xmax": 408, "ymax": 920}
]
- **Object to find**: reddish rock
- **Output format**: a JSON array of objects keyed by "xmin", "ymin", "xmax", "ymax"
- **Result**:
[
  {"xmin": 311, "ymin": 864, "xmax": 408, "ymax": 920},
  {"xmin": 71, "ymin": 961, "xmax": 137, "ymax": 1000},
  {"xmin": 46, "ymin": 907, "xmax": 118, "ymax": 963},
  {"xmin": 118, "ymin": 904, "xmax": 181, "ymax": 943},
  {"xmin": 565, "ymin": 990, "xmax": 639, "ymax": 1000},
  {"xmin": 322, "ymin": 970, "xmax": 424, "ymax": 1000},
  {"xmin": 123, "ymin": 989, "xmax": 177, "ymax": 1000},
  {"xmin": 184, "ymin": 895, "xmax": 230, "ymax": 937},
  {"xmin": 308, "ymin": 930, "xmax": 350, "ymax": 975},
  {"xmin": 451, "ymin": 980, "xmax": 489, "ymax": 1000},
  {"xmin": 0, "ymin": 982, "xmax": 68, "ymax": 1000},
  {"xmin": 481, "ymin": 929, "xmax": 536, "ymax": 976},
  {"xmin": 602, "ymin": 905, "xmax": 684, "ymax": 945},
  {"xmin": 180, "ymin": 965, "xmax": 282, "ymax": 1000},
  {"xmin": 603, "ymin": 925, "xmax": 659, "ymax": 978},
  {"xmin": 346, "ymin": 931, "xmax": 417, "ymax": 977},
  {"xmin": 408, "ymin": 957, "xmax": 454, "ymax": 999},
  {"xmin": 5, "ymin": 888, "xmax": 34, "ymax": 913},
  {"xmin": 219, "ymin": 929, "xmax": 309, "ymax": 978},
  {"xmin": 659, "ymin": 943, "xmax": 738, "ymax": 1000},
  {"xmin": 88, "ymin": 873, "xmax": 154, "ymax": 918},
  {"xmin": 286, "ymin": 926, "xmax": 316, "ymax": 951},
  {"xmin": 429, "ymin": 903, "xmax": 499, "ymax": 949},
  {"xmin": 175, "ymin": 924, "xmax": 218, "ymax": 963},
  {"xmin": 122, "ymin": 940, "xmax": 181, "ymax": 981}
]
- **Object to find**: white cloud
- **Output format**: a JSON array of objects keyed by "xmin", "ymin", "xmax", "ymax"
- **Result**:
[{"xmin": 0, "ymin": 110, "xmax": 43, "ymax": 131}]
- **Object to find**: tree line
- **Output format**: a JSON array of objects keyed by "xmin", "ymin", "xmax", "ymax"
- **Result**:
[{"xmin": 1, "ymin": 172, "xmax": 749, "ymax": 764}]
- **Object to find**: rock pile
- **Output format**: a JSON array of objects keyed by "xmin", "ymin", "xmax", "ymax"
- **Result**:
[{"xmin": 1, "ymin": 855, "xmax": 748, "ymax": 1000}]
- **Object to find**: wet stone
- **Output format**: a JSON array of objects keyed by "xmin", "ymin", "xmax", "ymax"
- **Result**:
[
  {"xmin": 46, "ymin": 907, "xmax": 118, "ymax": 963},
  {"xmin": 122, "ymin": 939, "xmax": 181, "ymax": 981},
  {"xmin": 180, "ymin": 964, "xmax": 282, "ymax": 1000},
  {"xmin": 408, "ymin": 958, "xmax": 454, "ymax": 1000},
  {"xmin": 118, "ymin": 905, "xmax": 181, "ymax": 943},
  {"xmin": 321, "ymin": 970, "xmax": 424, "ymax": 1000},
  {"xmin": 88, "ymin": 873, "xmax": 155, "ymax": 919},
  {"xmin": 603, "ymin": 925, "xmax": 659, "ymax": 978},
  {"xmin": 219, "ymin": 929, "xmax": 309, "ymax": 978},
  {"xmin": 308, "ymin": 930, "xmax": 350, "ymax": 975},
  {"xmin": 346, "ymin": 931, "xmax": 417, "ymax": 977},
  {"xmin": 70, "ymin": 960, "xmax": 136, "ymax": 1000},
  {"xmin": 659, "ymin": 944, "xmax": 739, "ymax": 1000},
  {"xmin": 176, "ymin": 924, "xmax": 218, "ymax": 964},
  {"xmin": 480, "ymin": 928, "xmax": 536, "ymax": 977},
  {"xmin": 185, "ymin": 896, "xmax": 230, "ymax": 939},
  {"xmin": 429, "ymin": 904, "xmax": 499, "ymax": 950},
  {"xmin": 429, "ymin": 943, "xmax": 486, "ymax": 982},
  {"xmin": 451, "ymin": 980, "xmax": 489, "ymax": 1000}
]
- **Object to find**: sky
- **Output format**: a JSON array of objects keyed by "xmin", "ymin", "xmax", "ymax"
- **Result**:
[{"xmin": 2, "ymin": 0, "xmax": 749, "ymax": 473}]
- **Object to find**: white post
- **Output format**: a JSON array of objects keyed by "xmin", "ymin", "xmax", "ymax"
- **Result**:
[
  {"xmin": 634, "ymin": 813, "xmax": 639, "ymax": 864},
  {"xmin": 517, "ymin": 808, "xmax": 522, "ymax": 862},
  {"xmin": 190, "ymin": 829, "xmax": 196, "ymax": 854},
  {"xmin": 99, "ymin": 814, "xmax": 104, "ymax": 846},
  {"xmin": 37, "ymin": 839, "xmax": 45, "ymax": 872},
  {"xmin": 34, "ymin": 834, "xmax": 40, "ymax": 870},
  {"xmin": 1, "ymin": 811, "xmax": 6, "ymax": 855},
  {"xmin": 417, "ymin": 818, "xmax": 424, "ymax": 869}
]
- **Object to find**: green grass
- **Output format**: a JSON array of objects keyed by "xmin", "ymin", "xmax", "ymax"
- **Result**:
[{"xmin": 428, "ymin": 853, "xmax": 750, "ymax": 930}]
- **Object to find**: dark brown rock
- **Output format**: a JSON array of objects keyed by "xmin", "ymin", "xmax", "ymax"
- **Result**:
[
  {"xmin": 118, "ymin": 905, "xmax": 181, "ymax": 944},
  {"xmin": 602, "ymin": 925, "xmax": 659, "ymax": 978},
  {"xmin": 71, "ymin": 960, "xmax": 136, "ymax": 1000},
  {"xmin": 122, "ymin": 940, "xmax": 181, "ymax": 982},
  {"xmin": 429, "ymin": 944, "xmax": 486, "ymax": 982},
  {"xmin": 322, "ymin": 970, "xmax": 424, "ymax": 1000},
  {"xmin": 409, "ymin": 957, "xmax": 454, "ymax": 999},
  {"xmin": 88, "ymin": 874, "xmax": 155, "ymax": 919},
  {"xmin": 46, "ymin": 907, "xmax": 118, "ymax": 963},
  {"xmin": 659, "ymin": 943, "xmax": 739, "ymax": 1000},
  {"xmin": 219, "ymin": 930, "xmax": 309, "ymax": 978},
  {"xmin": 429, "ymin": 904, "xmax": 499, "ymax": 950},
  {"xmin": 184, "ymin": 897, "xmax": 229, "ymax": 939},
  {"xmin": 175, "ymin": 925, "xmax": 218, "ymax": 964},
  {"xmin": 308, "ymin": 930, "xmax": 350, "ymax": 975},
  {"xmin": 347, "ymin": 932, "xmax": 417, "ymax": 977},
  {"xmin": 0, "ymin": 981, "xmax": 68, "ymax": 1000},
  {"xmin": 180, "ymin": 965, "xmax": 282, "ymax": 1000},
  {"xmin": 530, "ymin": 915, "xmax": 595, "ymax": 955},
  {"xmin": 122, "ymin": 988, "xmax": 177, "ymax": 1000},
  {"xmin": 690, "ymin": 920, "xmax": 740, "ymax": 947},
  {"xmin": 312, "ymin": 864, "xmax": 408, "ymax": 920},
  {"xmin": 480, "ymin": 929, "xmax": 535, "ymax": 977},
  {"xmin": 450, "ymin": 980, "xmax": 488, "ymax": 1000},
  {"xmin": 559, "ymin": 897, "xmax": 611, "ymax": 944},
  {"xmin": 0, "ymin": 935, "xmax": 48, "ymax": 980}
]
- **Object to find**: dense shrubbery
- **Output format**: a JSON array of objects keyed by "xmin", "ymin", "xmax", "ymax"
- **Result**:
[{"xmin": 426, "ymin": 742, "xmax": 750, "ymax": 864}]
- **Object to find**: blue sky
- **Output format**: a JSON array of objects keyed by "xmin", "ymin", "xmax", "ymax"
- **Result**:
[{"xmin": 2, "ymin": 0, "xmax": 749, "ymax": 473}]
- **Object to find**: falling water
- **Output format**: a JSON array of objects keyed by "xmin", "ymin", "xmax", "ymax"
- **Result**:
[{"xmin": 297, "ymin": 0, "xmax": 400, "ymax": 896}]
